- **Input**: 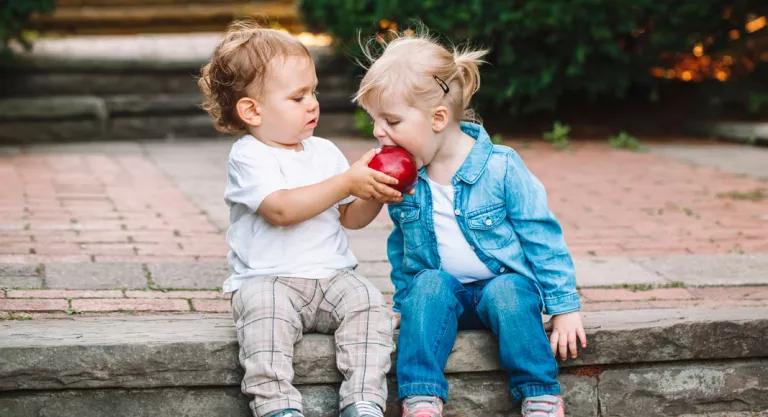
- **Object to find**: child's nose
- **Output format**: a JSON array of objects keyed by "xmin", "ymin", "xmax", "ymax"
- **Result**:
[
  {"xmin": 373, "ymin": 124, "xmax": 391, "ymax": 143},
  {"xmin": 378, "ymin": 135, "xmax": 396, "ymax": 147},
  {"xmin": 307, "ymin": 96, "xmax": 319, "ymax": 112}
]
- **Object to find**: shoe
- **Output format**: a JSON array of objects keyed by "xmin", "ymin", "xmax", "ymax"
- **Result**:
[
  {"xmin": 264, "ymin": 409, "xmax": 304, "ymax": 417},
  {"xmin": 340, "ymin": 401, "xmax": 384, "ymax": 417},
  {"xmin": 521, "ymin": 395, "xmax": 565, "ymax": 417},
  {"xmin": 402, "ymin": 396, "xmax": 443, "ymax": 417}
]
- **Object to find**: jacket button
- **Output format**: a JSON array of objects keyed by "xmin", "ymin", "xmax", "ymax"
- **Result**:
[
  {"xmin": 499, "ymin": 267, "xmax": 506, "ymax": 273},
  {"xmin": 400, "ymin": 212, "xmax": 405, "ymax": 218},
  {"xmin": 485, "ymin": 218, "xmax": 493, "ymax": 226},
  {"xmin": 454, "ymin": 209, "xmax": 461, "ymax": 216}
]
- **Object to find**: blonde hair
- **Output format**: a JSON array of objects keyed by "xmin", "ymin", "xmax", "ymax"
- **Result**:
[
  {"xmin": 354, "ymin": 27, "xmax": 488, "ymax": 123},
  {"xmin": 198, "ymin": 20, "xmax": 313, "ymax": 133}
]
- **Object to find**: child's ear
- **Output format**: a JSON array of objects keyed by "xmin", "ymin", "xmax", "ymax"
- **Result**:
[
  {"xmin": 431, "ymin": 105, "xmax": 449, "ymax": 132},
  {"xmin": 236, "ymin": 97, "xmax": 262, "ymax": 127}
]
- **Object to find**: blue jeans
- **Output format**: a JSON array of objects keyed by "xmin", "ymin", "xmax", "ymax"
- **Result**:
[{"xmin": 396, "ymin": 269, "xmax": 560, "ymax": 403}]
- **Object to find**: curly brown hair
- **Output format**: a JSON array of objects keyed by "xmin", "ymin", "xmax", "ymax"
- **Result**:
[{"xmin": 198, "ymin": 20, "xmax": 313, "ymax": 134}]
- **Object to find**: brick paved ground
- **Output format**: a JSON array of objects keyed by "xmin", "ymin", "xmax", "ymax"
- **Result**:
[
  {"xmin": 1, "ymin": 138, "xmax": 767, "ymax": 318},
  {"xmin": 0, "ymin": 153, "xmax": 225, "ymax": 263}
]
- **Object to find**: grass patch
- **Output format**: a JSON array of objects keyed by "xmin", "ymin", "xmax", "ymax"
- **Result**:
[
  {"xmin": 543, "ymin": 121, "xmax": 571, "ymax": 151},
  {"xmin": 717, "ymin": 188, "xmax": 768, "ymax": 202},
  {"xmin": 597, "ymin": 282, "xmax": 688, "ymax": 292},
  {"xmin": 608, "ymin": 131, "xmax": 646, "ymax": 151}
]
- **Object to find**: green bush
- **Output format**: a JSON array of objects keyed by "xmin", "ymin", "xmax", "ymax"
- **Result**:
[
  {"xmin": 1, "ymin": 0, "xmax": 55, "ymax": 58},
  {"xmin": 609, "ymin": 131, "xmax": 646, "ymax": 151},
  {"xmin": 300, "ymin": 0, "xmax": 768, "ymax": 115},
  {"xmin": 542, "ymin": 121, "xmax": 571, "ymax": 150}
]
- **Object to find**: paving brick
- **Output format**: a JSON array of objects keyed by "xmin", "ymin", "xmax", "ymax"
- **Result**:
[
  {"xmin": 146, "ymin": 262, "xmax": 229, "ymax": 289},
  {"xmin": 0, "ymin": 276, "xmax": 44, "ymax": 289},
  {"xmin": 636, "ymin": 253, "xmax": 768, "ymax": 286},
  {"xmin": 191, "ymin": 299, "xmax": 231, "ymax": 313},
  {"xmin": 0, "ymin": 298, "xmax": 68, "ymax": 311},
  {"xmin": 0, "ymin": 262, "xmax": 39, "ymax": 277},
  {"xmin": 132, "ymin": 244, "xmax": 186, "ymax": 256},
  {"xmin": 72, "ymin": 298, "xmax": 190, "ymax": 312},
  {"xmin": 687, "ymin": 286, "xmax": 768, "ymax": 300},
  {"xmin": 581, "ymin": 288, "xmax": 694, "ymax": 302},
  {"xmin": 581, "ymin": 298, "xmax": 767, "ymax": 311},
  {"xmin": 6, "ymin": 289, "xmax": 124, "ymax": 299},
  {"xmin": 92, "ymin": 255, "xmax": 200, "ymax": 263},
  {"xmin": 125, "ymin": 290, "xmax": 223, "ymax": 299},
  {"xmin": 574, "ymin": 258, "xmax": 666, "ymax": 287},
  {"xmin": 0, "ymin": 254, "xmax": 91, "ymax": 263},
  {"xmin": 45, "ymin": 262, "xmax": 147, "ymax": 289}
]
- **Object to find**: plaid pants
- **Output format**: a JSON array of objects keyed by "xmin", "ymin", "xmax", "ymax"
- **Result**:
[{"xmin": 231, "ymin": 270, "xmax": 395, "ymax": 417}]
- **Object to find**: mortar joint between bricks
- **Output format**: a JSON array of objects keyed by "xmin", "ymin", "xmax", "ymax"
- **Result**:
[
  {"xmin": 142, "ymin": 264, "xmax": 160, "ymax": 291},
  {"xmin": 187, "ymin": 299, "xmax": 196, "ymax": 312}
]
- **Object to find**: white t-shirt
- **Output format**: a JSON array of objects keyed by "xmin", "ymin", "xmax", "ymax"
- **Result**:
[
  {"xmin": 222, "ymin": 135, "xmax": 357, "ymax": 293},
  {"xmin": 428, "ymin": 177, "xmax": 495, "ymax": 284}
]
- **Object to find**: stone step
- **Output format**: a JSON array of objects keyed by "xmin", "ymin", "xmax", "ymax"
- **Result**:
[
  {"xmin": 0, "ymin": 92, "xmax": 357, "ymax": 142},
  {"xmin": 1, "ymin": 307, "xmax": 766, "ymax": 416},
  {"xmin": 30, "ymin": 1, "xmax": 302, "ymax": 35},
  {"xmin": 1, "ymin": 45, "xmax": 357, "ymax": 96}
]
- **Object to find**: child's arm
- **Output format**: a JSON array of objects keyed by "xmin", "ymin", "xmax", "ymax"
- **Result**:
[
  {"xmin": 259, "ymin": 150, "xmax": 401, "ymax": 226},
  {"xmin": 504, "ymin": 150, "xmax": 586, "ymax": 359},
  {"xmin": 504, "ymin": 150, "xmax": 579, "ymax": 313},
  {"xmin": 338, "ymin": 199, "xmax": 384, "ymax": 230}
]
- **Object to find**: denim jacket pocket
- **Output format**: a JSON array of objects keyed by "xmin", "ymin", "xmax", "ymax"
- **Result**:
[
  {"xmin": 391, "ymin": 203, "xmax": 428, "ymax": 249},
  {"xmin": 467, "ymin": 204, "xmax": 516, "ymax": 250}
]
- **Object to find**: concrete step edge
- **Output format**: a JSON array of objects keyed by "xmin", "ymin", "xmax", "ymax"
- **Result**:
[{"xmin": 1, "ymin": 305, "xmax": 766, "ymax": 391}]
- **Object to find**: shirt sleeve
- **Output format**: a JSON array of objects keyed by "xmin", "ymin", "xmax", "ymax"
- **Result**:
[
  {"xmin": 504, "ymin": 150, "xmax": 580, "ymax": 315},
  {"xmin": 224, "ymin": 147, "xmax": 287, "ymax": 213}
]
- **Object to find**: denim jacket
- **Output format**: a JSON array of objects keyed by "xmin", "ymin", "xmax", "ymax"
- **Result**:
[{"xmin": 386, "ymin": 122, "xmax": 580, "ymax": 315}]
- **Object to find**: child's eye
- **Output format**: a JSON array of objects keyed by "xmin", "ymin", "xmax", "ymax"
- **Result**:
[
  {"xmin": 293, "ymin": 96, "xmax": 304, "ymax": 102},
  {"xmin": 387, "ymin": 120, "xmax": 400, "ymax": 126}
]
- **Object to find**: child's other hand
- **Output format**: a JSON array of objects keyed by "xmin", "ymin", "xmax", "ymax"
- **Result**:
[
  {"xmin": 345, "ymin": 149, "xmax": 402, "ymax": 203},
  {"xmin": 393, "ymin": 311, "xmax": 401, "ymax": 329},
  {"xmin": 544, "ymin": 311, "xmax": 587, "ymax": 360}
]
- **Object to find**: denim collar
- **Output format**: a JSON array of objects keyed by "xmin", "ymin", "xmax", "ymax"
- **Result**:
[{"xmin": 417, "ymin": 122, "xmax": 494, "ymax": 184}]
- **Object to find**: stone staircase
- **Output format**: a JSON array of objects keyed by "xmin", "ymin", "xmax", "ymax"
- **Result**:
[
  {"xmin": 30, "ymin": 0, "xmax": 303, "ymax": 35},
  {"xmin": 1, "ymin": 307, "xmax": 767, "ymax": 417},
  {"xmin": 0, "ymin": 34, "xmax": 359, "ymax": 143}
]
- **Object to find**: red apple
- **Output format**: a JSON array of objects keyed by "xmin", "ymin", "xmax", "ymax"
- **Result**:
[{"xmin": 368, "ymin": 146, "xmax": 418, "ymax": 193}]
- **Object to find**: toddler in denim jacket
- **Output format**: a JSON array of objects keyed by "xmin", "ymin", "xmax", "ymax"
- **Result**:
[{"xmin": 354, "ymin": 27, "xmax": 588, "ymax": 417}]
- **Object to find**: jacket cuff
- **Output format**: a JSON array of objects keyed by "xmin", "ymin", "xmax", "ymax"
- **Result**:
[{"xmin": 544, "ymin": 291, "xmax": 581, "ymax": 315}]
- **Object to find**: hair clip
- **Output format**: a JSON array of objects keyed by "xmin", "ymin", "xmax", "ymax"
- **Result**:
[{"xmin": 433, "ymin": 75, "xmax": 450, "ymax": 94}]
